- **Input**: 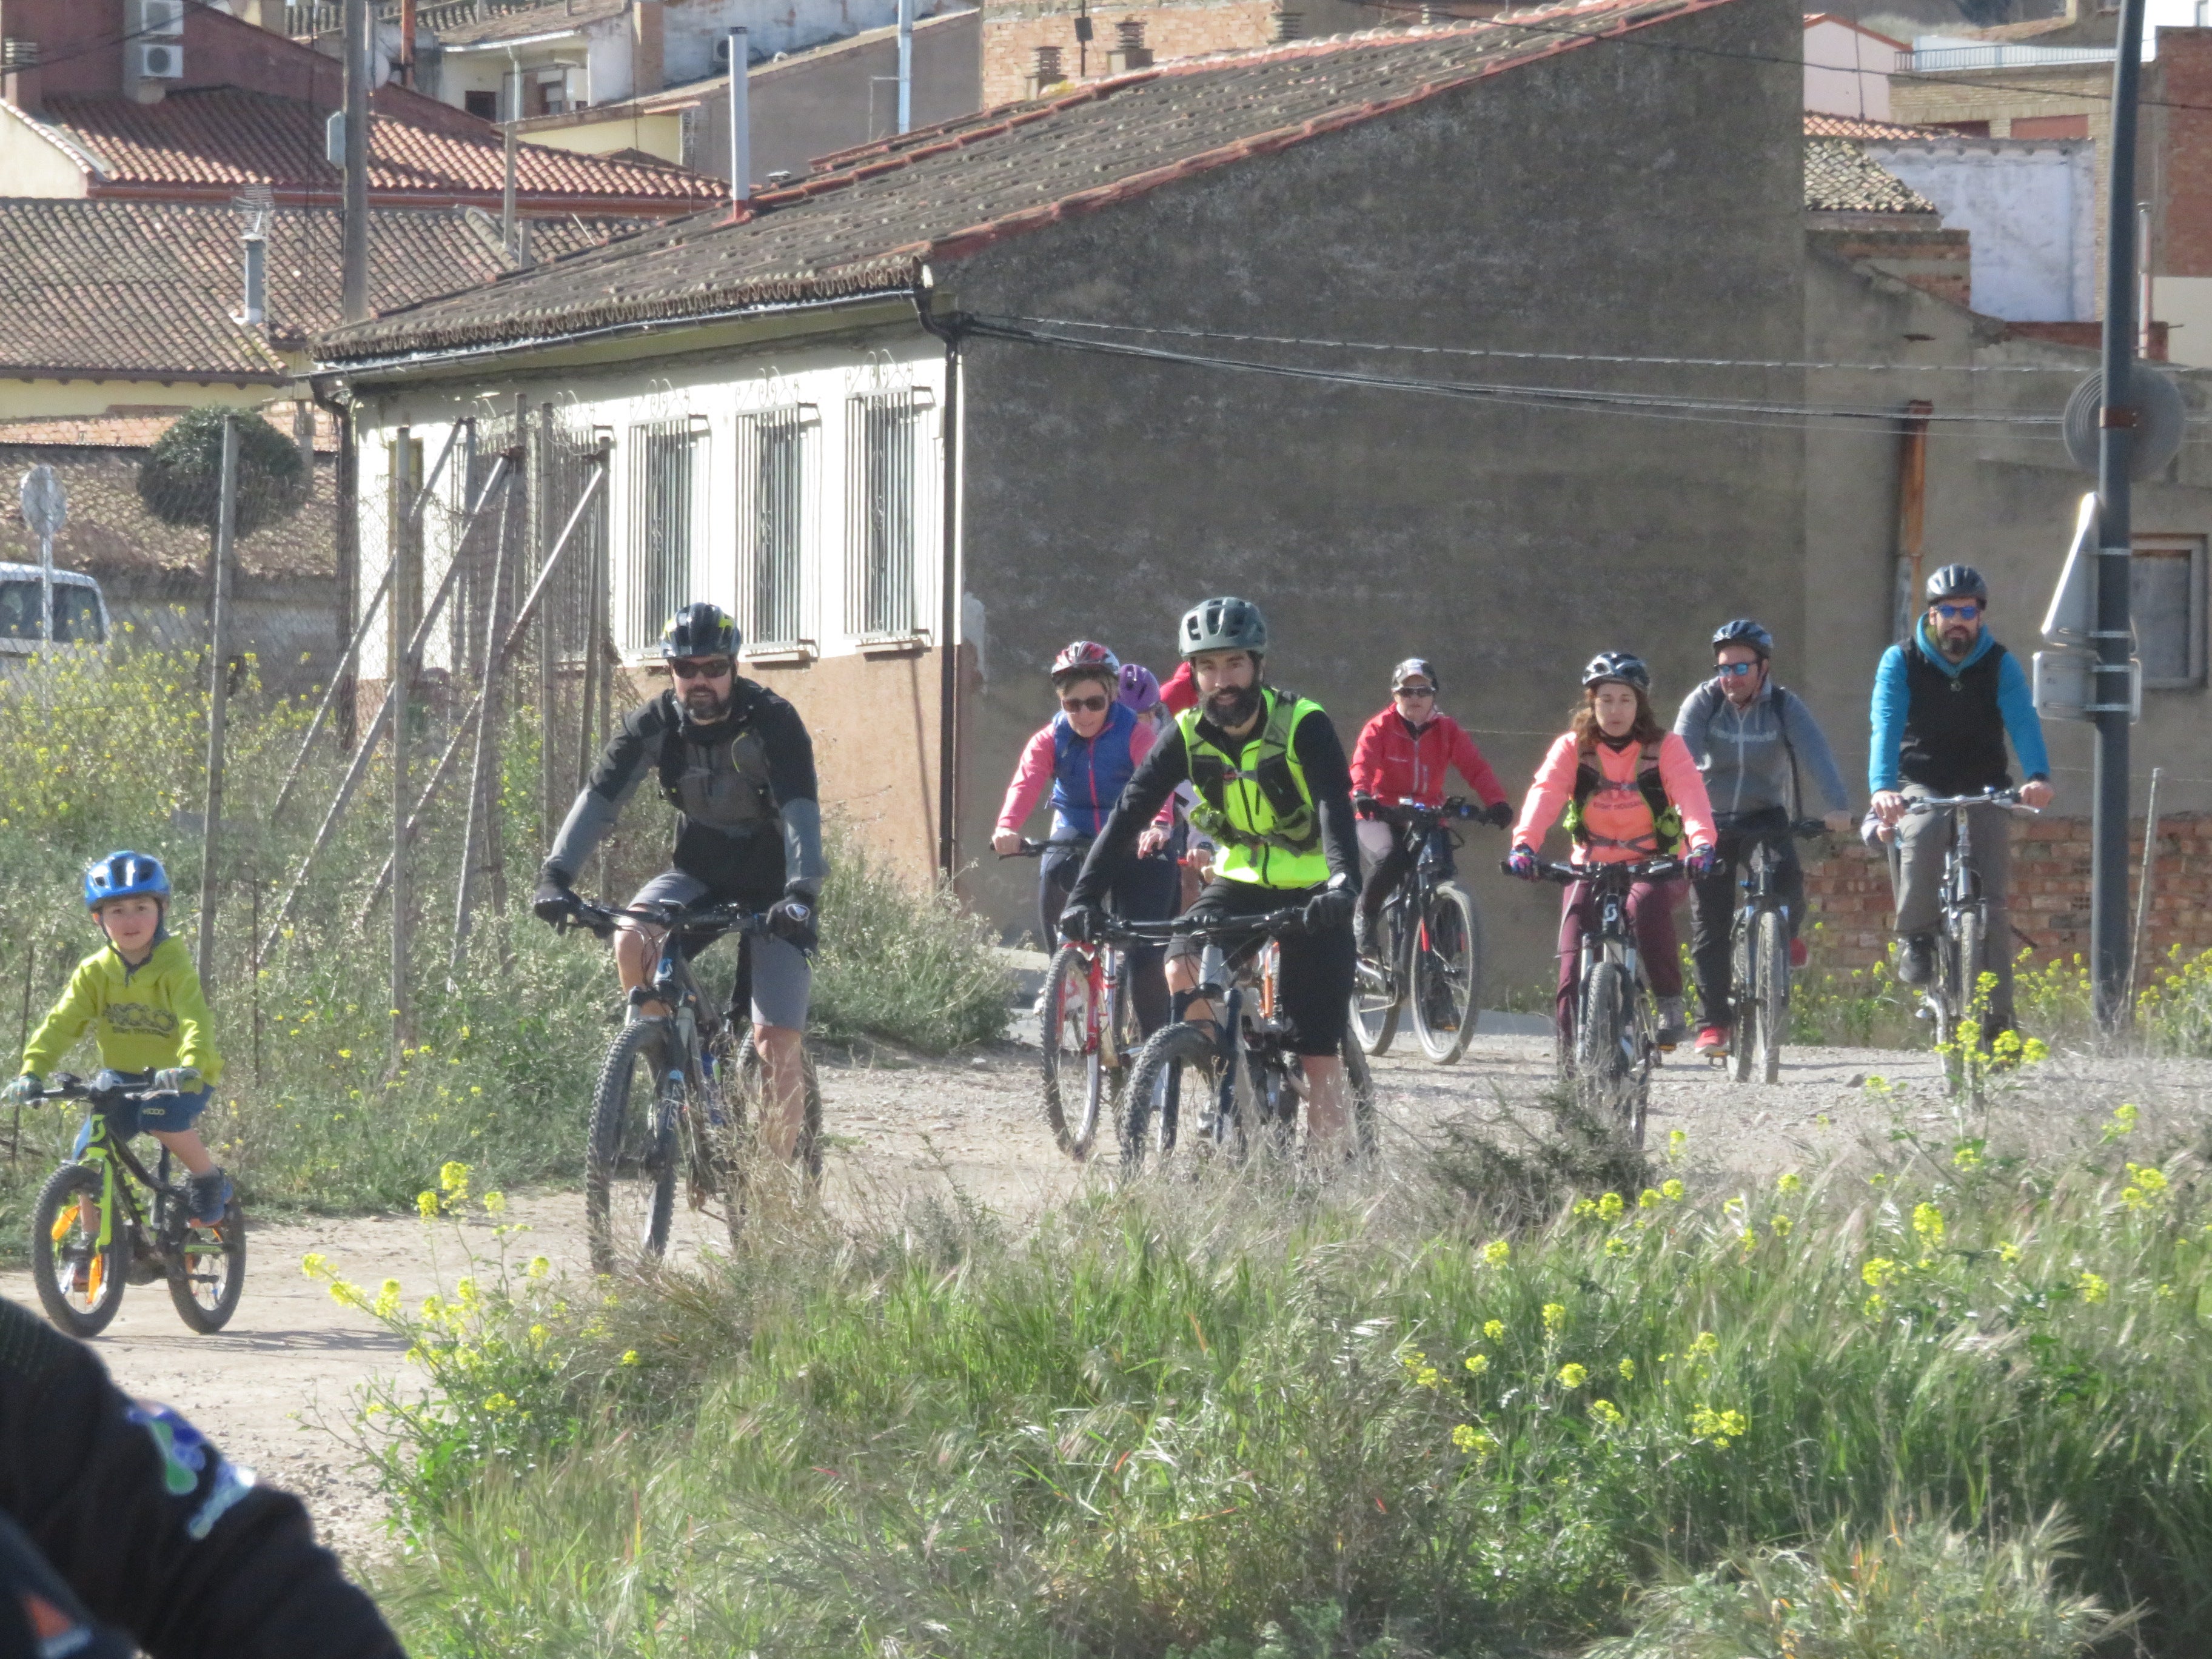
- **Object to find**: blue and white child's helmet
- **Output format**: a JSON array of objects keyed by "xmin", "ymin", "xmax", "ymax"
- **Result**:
[{"xmin": 83, "ymin": 851, "xmax": 170, "ymax": 910}]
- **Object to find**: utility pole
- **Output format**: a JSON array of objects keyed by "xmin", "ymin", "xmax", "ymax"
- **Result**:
[
  {"xmin": 2093, "ymin": 0, "xmax": 2149, "ymax": 1030},
  {"xmin": 341, "ymin": 0, "xmax": 370, "ymax": 323},
  {"xmin": 896, "ymin": 0, "xmax": 914, "ymax": 134}
]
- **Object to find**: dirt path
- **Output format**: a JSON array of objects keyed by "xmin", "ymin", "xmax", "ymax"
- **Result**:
[{"xmin": 4, "ymin": 1022, "xmax": 2187, "ymax": 1571}]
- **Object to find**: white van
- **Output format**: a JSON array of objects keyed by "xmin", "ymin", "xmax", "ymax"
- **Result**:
[{"xmin": 0, "ymin": 563, "xmax": 109, "ymax": 656}]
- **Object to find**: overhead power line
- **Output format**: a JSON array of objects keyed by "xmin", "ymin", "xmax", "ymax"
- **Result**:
[
  {"xmin": 962, "ymin": 316, "xmax": 2098, "ymax": 432},
  {"xmin": 998, "ymin": 314, "xmax": 2130, "ymax": 375}
]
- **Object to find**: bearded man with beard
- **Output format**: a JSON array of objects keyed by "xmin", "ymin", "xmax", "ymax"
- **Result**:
[
  {"xmin": 1868, "ymin": 565, "xmax": 2054, "ymax": 1040},
  {"xmin": 534, "ymin": 603, "xmax": 824, "ymax": 1162},
  {"xmin": 1061, "ymin": 597, "xmax": 1363, "ymax": 1153}
]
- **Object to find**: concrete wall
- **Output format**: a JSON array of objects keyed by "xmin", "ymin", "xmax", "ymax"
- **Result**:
[
  {"xmin": 1804, "ymin": 15, "xmax": 1899, "ymax": 121},
  {"xmin": 683, "ymin": 8, "xmax": 981, "ymax": 181},
  {"xmin": 1870, "ymin": 136, "xmax": 2095, "ymax": 321},
  {"xmin": 670, "ymin": 0, "xmax": 908, "ymax": 77},
  {"xmin": 947, "ymin": 0, "xmax": 1809, "ymax": 984},
  {"xmin": 979, "ymin": 0, "xmax": 1376, "ymax": 106}
]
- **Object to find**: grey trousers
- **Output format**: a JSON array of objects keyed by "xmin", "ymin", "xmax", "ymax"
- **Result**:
[{"xmin": 1891, "ymin": 790, "xmax": 2015, "ymax": 1024}]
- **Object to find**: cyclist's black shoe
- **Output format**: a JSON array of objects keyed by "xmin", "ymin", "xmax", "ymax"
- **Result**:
[
  {"xmin": 188, "ymin": 1167, "xmax": 232, "ymax": 1227},
  {"xmin": 1656, "ymin": 996, "xmax": 1689, "ymax": 1048},
  {"xmin": 1896, "ymin": 933, "xmax": 1935, "ymax": 986}
]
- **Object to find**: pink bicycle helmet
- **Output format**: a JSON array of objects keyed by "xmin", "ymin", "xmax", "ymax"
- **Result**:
[
  {"xmin": 1050, "ymin": 640, "xmax": 1120, "ymax": 683},
  {"xmin": 1118, "ymin": 663, "xmax": 1162, "ymax": 712}
]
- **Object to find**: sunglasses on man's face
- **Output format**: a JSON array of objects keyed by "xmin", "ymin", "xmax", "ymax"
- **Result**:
[
  {"xmin": 671, "ymin": 658, "xmax": 734, "ymax": 682},
  {"xmin": 1394, "ymin": 685, "xmax": 1435, "ymax": 700},
  {"xmin": 1716, "ymin": 661, "xmax": 1760, "ymax": 679},
  {"xmin": 1933, "ymin": 603, "xmax": 1981, "ymax": 622},
  {"xmin": 1060, "ymin": 694, "xmax": 1110, "ymax": 714}
]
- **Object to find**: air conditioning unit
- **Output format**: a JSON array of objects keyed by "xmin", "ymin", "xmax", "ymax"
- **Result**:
[
  {"xmin": 134, "ymin": 0, "xmax": 187, "ymax": 37},
  {"xmin": 134, "ymin": 41, "xmax": 184, "ymax": 79}
]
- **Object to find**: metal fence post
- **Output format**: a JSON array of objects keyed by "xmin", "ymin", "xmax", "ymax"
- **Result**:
[
  {"xmin": 452, "ymin": 457, "xmax": 519, "ymax": 977},
  {"xmin": 197, "ymin": 412, "xmax": 239, "ymax": 991},
  {"xmin": 390, "ymin": 425, "xmax": 415, "ymax": 1051}
]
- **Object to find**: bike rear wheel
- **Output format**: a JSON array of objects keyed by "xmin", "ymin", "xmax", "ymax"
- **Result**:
[
  {"xmin": 1410, "ymin": 881, "xmax": 1483, "ymax": 1065},
  {"xmin": 1754, "ymin": 908, "xmax": 1788, "ymax": 1086},
  {"xmin": 1039, "ymin": 944, "xmax": 1099, "ymax": 1156},
  {"xmin": 1728, "ymin": 914, "xmax": 1755, "ymax": 1084},
  {"xmin": 1123, "ymin": 1021, "xmax": 1221, "ymax": 1173},
  {"xmin": 1350, "ymin": 905, "xmax": 1401, "ymax": 1056},
  {"xmin": 164, "ymin": 1192, "xmax": 246, "ymax": 1334},
  {"xmin": 1342, "ymin": 1033, "xmax": 1378, "ymax": 1161},
  {"xmin": 586, "ymin": 1020, "xmax": 680, "ymax": 1276},
  {"xmin": 32, "ymin": 1164, "xmax": 129, "ymax": 1337},
  {"xmin": 1942, "ymin": 908, "xmax": 1984, "ymax": 1097}
]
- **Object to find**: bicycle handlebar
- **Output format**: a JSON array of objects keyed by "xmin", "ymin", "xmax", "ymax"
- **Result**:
[
  {"xmin": 1088, "ymin": 905, "xmax": 1312, "ymax": 947},
  {"xmin": 1901, "ymin": 788, "xmax": 2037, "ymax": 814},
  {"xmin": 561, "ymin": 896, "xmax": 770, "ymax": 942},
  {"xmin": 1000, "ymin": 836, "xmax": 1092, "ymax": 859},
  {"xmin": 1509, "ymin": 856, "xmax": 1686, "ymax": 887},
  {"xmin": 1361, "ymin": 794, "xmax": 1503, "ymax": 823},
  {"xmin": 29, "ymin": 1073, "xmax": 179, "ymax": 1105}
]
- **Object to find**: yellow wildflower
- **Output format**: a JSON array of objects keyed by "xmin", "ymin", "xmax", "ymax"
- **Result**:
[
  {"xmin": 1587, "ymin": 1398, "xmax": 1623, "ymax": 1426},
  {"xmin": 1481, "ymin": 1239, "xmax": 1510, "ymax": 1267},
  {"xmin": 1661, "ymin": 1179, "xmax": 1685, "ymax": 1202},
  {"xmin": 1482, "ymin": 1319, "xmax": 1505, "ymax": 1341},
  {"xmin": 1597, "ymin": 1191, "xmax": 1625, "ymax": 1223},
  {"xmin": 1558, "ymin": 1362, "xmax": 1587, "ymax": 1388},
  {"xmin": 1541, "ymin": 1302, "xmax": 1566, "ymax": 1335},
  {"xmin": 372, "ymin": 1279, "xmax": 402, "ymax": 1319},
  {"xmin": 1775, "ymin": 1171, "xmax": 1803, "ymax": 1195},
  {"xmin": 2079, "ymin": 1271, "xmax": 2110, "ymax": 1304},
  {"xmin": 1464, "ymin": 1353, "xmax": 1490, "ymax": 1375},
  {"xmin": 1912, "ymin": 1203, "xmax": 1945, "ymax": 1255},
  {"xmin": 417, "ymin": 1190, "xmax": 440, "ymax": 1221},
  {"xmin": 1638, "ymin": 1188, "xmax": 1662, "ymax": 1209},
  {"xmin": 620, "ymin": 1350, "xmax": 642, "ymax": 1366},
  {"xmin": 1690, "ymin": 1404, "xmax": 1748, "ymax": 1448},
  {"xmin": 1451, "ymin": 1423, "xmax": 1496, "ymax": 1457},
  {"xmin": 481, "ymin": 1190, "xmax": 507, "ymax": 1216},
  {"xmin": 1618, "ymin": 1357, "xmax": 1635, "ymax": 1381}
]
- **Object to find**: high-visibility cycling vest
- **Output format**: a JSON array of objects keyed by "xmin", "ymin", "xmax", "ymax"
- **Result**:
[{"xmin": 1176, "ymin": 686, "xmax": 1331, "ymax": 889}]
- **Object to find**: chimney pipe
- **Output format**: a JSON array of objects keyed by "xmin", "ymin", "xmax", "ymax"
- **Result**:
[
  {"xmin": 896, "ymin": 0, "xmax": 914, "ymax": 133},
  {"xmin": 241, "ymin": 230, "xmax": 266, "ymax": 325},
  {"xmin": 727, "ymin": 26, "xmax": 748, "ymax": 204}
]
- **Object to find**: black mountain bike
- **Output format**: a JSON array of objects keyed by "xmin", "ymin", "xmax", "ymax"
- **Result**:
[
  {"xmin": 27, "ymin": 1072, "xmax": 246, "ymax": 1337},
  {"xmin": 1518, "ymin": 857, "xmax": 1681, "ymax": 1149},
  {"xmin": 1351, "ymin": 796, "xmax": 1492, "ymax": 1064},
  {"xmin": 1120, "ymin": 908, "xmax": 1375, "ymax": 1171},
  {"xmin": 1897, "ymin": 788, "xmax": 2035, "ymax": 1093},
  {"xmin": 1726, "ymin": 820, "xmax": 1828, "ymax": 1085},
  {"xmin": 562, "ymin": 897, "xmax": 822, "ymax": 1275},
  {"xmin": 1004, "ymin": 836, "xmax": 1137, "ymax": 1160}
]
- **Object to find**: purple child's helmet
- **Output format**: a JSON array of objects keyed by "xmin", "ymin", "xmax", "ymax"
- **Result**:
[{"xmin": 1118, "ymin": 663, "xmax": 1162, "ymax": 713}]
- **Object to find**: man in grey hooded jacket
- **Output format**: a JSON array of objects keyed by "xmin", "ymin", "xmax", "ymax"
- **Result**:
[{"xmin": 1674, "ymin": 619, "xmax": 1853, "ymax": 1059}]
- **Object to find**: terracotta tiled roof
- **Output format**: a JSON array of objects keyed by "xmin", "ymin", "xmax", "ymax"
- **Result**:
[
  {"xmin": 0, "ymin": 409, "xmax": 340, "ymax": 452},
  {"xmin": 32, "ymin": 87, "xmax": 725, "ymax": 210},
  {"xmin": 0, "ymin": 198, "xmax": 647, "ymax": 378},
  {"xmin": 317, "ymin": 0, "xmax": 1745, "ymax": 363},
  {"xmin": 437, "ymin": 0, "xmax": 629, "ymax": 45},
  {"xmin": 1804, "ymin": 137, "xmax": 1937, "ymax": 213},
  {"xmin": 1803, "ymin": 112, "xmax": 1940, "ymax": 139}
]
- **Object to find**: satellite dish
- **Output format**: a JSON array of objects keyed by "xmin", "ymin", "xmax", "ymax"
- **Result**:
[
  {"xmin": 2041, "ymin": 491, "xmax": 2098, "ymax": 645},
  {"xmin": 2063, "ymin": 367, "xmax": 2186, "ymax": 480}
]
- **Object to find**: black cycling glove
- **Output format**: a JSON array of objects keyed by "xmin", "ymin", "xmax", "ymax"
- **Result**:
[
  {"xmin": 1481, "ymin": 800, "xmax": 1515, "ymax": 829},
  {"xmin": 532, "ymin": 865, "xmax": 575, "ymax": 925},
  {"xmin": 766, "ymin": 888, "xmax": 819, "ymax": 953},
  {"xmin": 1059, "ymin": 903, "xmax": 1108, "ymax": 945}
]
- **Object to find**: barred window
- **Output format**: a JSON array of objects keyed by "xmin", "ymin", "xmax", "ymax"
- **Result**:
[
  {"xmin": 2134, "ymin": 535, "xmax": 2207, "ymax": 689},
  {"xmin": 626, "ymin": 419, "xmax": 706, "ymax": 653},
  {"xmin": 734, "ymin": 405, "xmax": 817, "ymax": 651},
  {"xmin": 845, "ymin": 389, "xmax": 932, "ymax": 640}
]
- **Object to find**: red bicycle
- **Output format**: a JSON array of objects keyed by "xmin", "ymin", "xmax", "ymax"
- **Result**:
[{"xmin": 1008, "ymin": 837, "xmax": 1138, "ymax": 1160}]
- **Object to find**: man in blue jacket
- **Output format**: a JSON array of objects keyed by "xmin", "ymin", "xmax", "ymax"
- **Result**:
[{"xmin": 1869, "ymin": 565, "xmax": 2054, "ymax": 1036}]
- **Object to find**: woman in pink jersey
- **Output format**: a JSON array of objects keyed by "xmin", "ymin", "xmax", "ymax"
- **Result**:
[{"xmin": 1507, "ymin": 652, "xmax": 1717, "ymax": 1049}]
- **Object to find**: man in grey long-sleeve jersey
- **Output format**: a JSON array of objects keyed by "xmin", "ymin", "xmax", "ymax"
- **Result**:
[
  {"xmin": 1673, "ymin": 618, "xmax": 1854, "ymax": 1059},
  {"xmin": 532, "ymin": 602, "xmax": 825, "ymax": 1161}
]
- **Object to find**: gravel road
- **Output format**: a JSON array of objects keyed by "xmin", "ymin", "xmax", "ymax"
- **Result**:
[{"xmin": 5, "ymin": 1017, "xmax": 2197, "ymax": 1572}]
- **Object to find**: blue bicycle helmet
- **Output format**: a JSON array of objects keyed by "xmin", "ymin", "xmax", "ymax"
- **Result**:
[
  {"xmin": 1710, "ymin": 618, "xmax": 1774, "ymax": 659},
  {"xmin": 83, "ymin": 851, "xmax": 169, "ymax": 910}
]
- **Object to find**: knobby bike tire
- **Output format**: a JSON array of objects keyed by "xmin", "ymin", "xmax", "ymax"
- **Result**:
[
  {"xmin": 1948, "ymin": 908, "xmax": 1984, "ymax": 1099},
  {"xmin": 1576, "ymin": 960, "xmax": 1644, "ymax": 1147},
  {"xmin": 165, "ymin": 1193, "xmax": 246, "ymax": 1335},
  {"xmin": 1342, "ymin": 1033, "xmax": 1378, "ymax": 1161},
  {"xmin": 717, "ymin": 1028, "xmax": 826, "ymax": 1250},
  {"xmin": 31, "ymin": 1164, "xmax": 129, "ymax": 1338},
  {"xmin": 1123, "ymin": 1021, "xmax": 1221, "ymax": 1174},
  {"xmin": 1410, "ymin": 881, "xmax": 1484, "ymax": 1065},
  {"xmin": 1755, "ymin": 908, "xmax": 1789, "ymax": 1087},
  {"xmin": 586, "ymin": 1020, "xmax": 679, "ymax": 1276},
  {"xmin": 1729, "ymin": 914, "xmax": 1755, "ymax": 1084},
  {"xmin": 1350, "ymin": 903, "xmax": 1402, "ymax": 1057},
  {"xmin": 1086, "ymin": 965, "xmax": 1141, "ymax": 1162},
  {"xmin": 1039, "ymin": 944, "xmax": 1095, "ymax": 1156}
]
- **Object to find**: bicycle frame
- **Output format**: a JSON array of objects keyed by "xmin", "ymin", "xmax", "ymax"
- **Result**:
[{"xmin": 44, "ymin": 1082, "xmax": 187, "ymax": 1255}]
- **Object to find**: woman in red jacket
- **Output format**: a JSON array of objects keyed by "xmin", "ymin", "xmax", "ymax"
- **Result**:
[
  {"xmin": 1507, "ymin": 652, "xmax": 1717, "ymax": 1048},
  {"xmin": 1348, "ymin": 658, "xmax": 1514, "ymax": 957}
]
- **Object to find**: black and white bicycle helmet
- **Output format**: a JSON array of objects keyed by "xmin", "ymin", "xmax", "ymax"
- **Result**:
[
  {"xmin": 1925, "ymin": 564, "xmax": 1988, "ymax": 605},
  {"xmin": 1581, "ymin": 651, "xmax": 1650, "ymax": 692},
  {"xmin": 660, "ymin": 602, "xmax": 739, "ymax": 659}
]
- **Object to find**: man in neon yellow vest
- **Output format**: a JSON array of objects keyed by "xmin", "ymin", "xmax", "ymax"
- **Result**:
[{"xmin": 1062, "ymin": 597, "xmax": 1362, "ymax": 1151}]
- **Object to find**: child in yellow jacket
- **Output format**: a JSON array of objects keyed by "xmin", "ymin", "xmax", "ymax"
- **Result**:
[{"xmin": 5, "ymin": 852, "xmax": 230, "ymax": 1225}]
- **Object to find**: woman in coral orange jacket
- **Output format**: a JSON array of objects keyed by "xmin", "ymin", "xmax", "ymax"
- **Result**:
[{"xmin": 1507, "ymin": 652, "xmax": 1718, "ymax": 1049}]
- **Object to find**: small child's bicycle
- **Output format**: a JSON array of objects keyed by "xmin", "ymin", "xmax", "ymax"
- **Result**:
[{"xmin": 25, "ymin": 1072, "xmax": 245, "ymax": 1337}]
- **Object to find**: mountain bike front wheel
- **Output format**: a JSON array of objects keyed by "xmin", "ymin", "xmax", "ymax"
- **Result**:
[
  {"xmin": 586, "ymin": 1021, "xmax": 680, "ymax": 1276},
  {"xmin": 1728, "ymin": 914, "xmax": 1755, "ymax": 1084},
  {"xmin": 1124, "ymin": 1021, "xmax": 1220, "ymax": 1174},
  {"xmin": 1039, "ymin": 944, "xmax": 1126, "ymax": 1161},
  {"xmin": 1410, "ymin": 881, "xmax": 1483, "ymax": 1065},
  {"xmin": 1940, "ymin": 908, "xmax": 1983, "ymax": 1098},
  {"xmin": 1575, "ymin": 960, "xmax": 1643, "ymax": 1147},
  {"xmin": 1350, "ymin": 905, "xmax": 1401, "ymax": 1057},
  {"xmin": 1752, "ymin": 908, "xmax": 1789, "ymax": 1086},
  {"xmin": 165, "ymin": 1193, "xmax": 246, "ymax": 1335},
  {"xmin": 31, "ymin": 1164, "xmax": 129, "ymax": 1338}
]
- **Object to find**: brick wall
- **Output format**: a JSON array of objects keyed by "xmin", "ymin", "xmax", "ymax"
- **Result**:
[
  {"xmin": 2155, "ymin": 32, "xmax": 2212, "ymax": 277},
  {"xmin": 1803, "ymin": 813, "xmax": 2212, "ymax": 968},
  {"xmin": 981, "ymin": 0, "xmax": 1278, "ymax": 106},
  {"xmin": 1806, "ymin": 221, "xmax": 1972, "ymax": 307}
]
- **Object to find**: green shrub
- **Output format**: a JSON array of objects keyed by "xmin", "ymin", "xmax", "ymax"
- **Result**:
[{"xmin": 349, "ymin": 1101, "xmax": 2212, "ymax": 1657}]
